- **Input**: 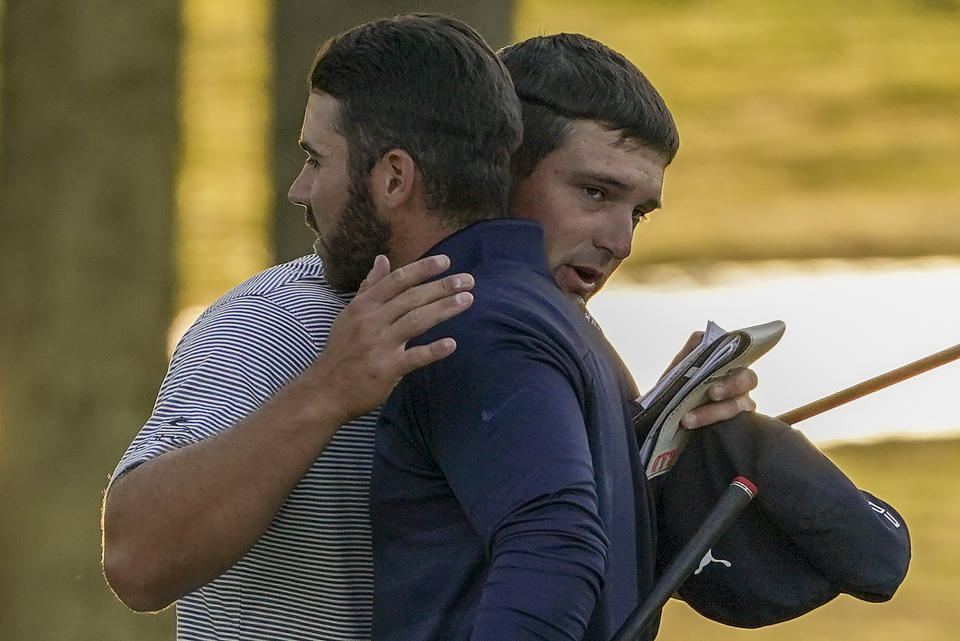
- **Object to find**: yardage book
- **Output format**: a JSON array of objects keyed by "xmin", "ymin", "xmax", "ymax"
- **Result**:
[{"xmin": 636, "ymin": 320, "xmax": 786, "ymax": 479}]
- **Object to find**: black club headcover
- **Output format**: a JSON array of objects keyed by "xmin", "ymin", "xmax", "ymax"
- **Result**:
[{"xmin": 652, "ymin": 412, "xmax": 911, "ymax": 628}]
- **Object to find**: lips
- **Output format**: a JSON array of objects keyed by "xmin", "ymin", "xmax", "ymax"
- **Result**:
[
  {"xmin": 304, "ymin": 209, "xmax": 319, "ymax": 234},
  {"xmin": 573, "ymin": 265, "xmax": 601, "ymax": 284},
  {"xmin": 557, "ymin": 263, "xmax": 606, "ymax": 298}
]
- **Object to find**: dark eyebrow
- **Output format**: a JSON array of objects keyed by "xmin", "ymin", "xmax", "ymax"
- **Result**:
[
  {"xmin": 637, "ymin": 197, "xmax": 662, "ymax": 213},
  {"xmin": 580, "ymin": 171, "xmax": 630, "ymax": 191},
  {"xmin": 298, "ymin": 138, "xmax": 324, "ymax": 159},
  {"xmin": 578, "ymin": 171, "xmax": 662, "ymax": 211}
]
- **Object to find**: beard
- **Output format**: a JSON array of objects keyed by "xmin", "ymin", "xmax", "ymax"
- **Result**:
[{"xmin": 316, "ymin": 178, "xmax": 392, "ymax": 292}]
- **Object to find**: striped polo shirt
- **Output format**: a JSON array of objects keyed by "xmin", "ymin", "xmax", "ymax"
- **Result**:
[{"xmin": 111, "ymin": 254, "xmax": 377, "ymax": 640}]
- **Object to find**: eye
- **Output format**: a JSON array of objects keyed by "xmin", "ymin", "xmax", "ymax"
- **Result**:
[
  {"xmin": 632, "ymin": 208, "xmax": 650, "ymax": 226},
  {"xmin": 305, "ymin": 156, "xmax": 321, "ymax": 169},
  {"xmin": 582, "ymin": 185, "xmax": 605, "ymax": 201}
]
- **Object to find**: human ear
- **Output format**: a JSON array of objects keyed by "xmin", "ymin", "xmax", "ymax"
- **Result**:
[{"xmin": 370, "ymin": 148, "xmax": 416, "ymax": 210}]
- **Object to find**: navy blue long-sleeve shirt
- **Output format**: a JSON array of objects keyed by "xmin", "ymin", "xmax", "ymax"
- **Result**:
[{"xmin": 371, "ymin": 220, "xmax": 656, "ymax": 641}]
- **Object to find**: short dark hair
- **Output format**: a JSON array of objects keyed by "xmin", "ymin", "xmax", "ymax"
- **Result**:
[
  {"xmin": 499, "ymin": 33, "xmax": 679, "ymax": 178},
  {"xmin": 309, "ymin": 13, "xmax": 522, "ymax": 227}
]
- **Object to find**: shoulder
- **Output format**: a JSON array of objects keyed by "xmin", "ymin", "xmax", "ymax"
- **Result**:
[
  {"xmin": 404, "ymin": 272, "xmax": 592, "ymax": 402},
  {"xmin": 210, "ymin": 254, "xmax": 349, "ymax": 319},
  {"xmin": 440, "ymin": 269, "xmax": 590, "ymax": 360},
  {"xmin": 175, "ymin": 255, "xmax": 348, "ymax": 356}
]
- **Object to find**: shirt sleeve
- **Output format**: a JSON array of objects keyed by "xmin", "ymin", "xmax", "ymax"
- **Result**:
[
  {"xmin": 413, "ymin": 328, "xmax": 609, "ymax": 641},
  {"xmin": 109, "ymin": 295, "xmax": 319, "ymax": 485}
]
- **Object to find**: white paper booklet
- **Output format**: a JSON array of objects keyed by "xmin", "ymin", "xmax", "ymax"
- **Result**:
[{"xmin": 636, "ymin": 320, "xmax": 786, "ymax": 479}]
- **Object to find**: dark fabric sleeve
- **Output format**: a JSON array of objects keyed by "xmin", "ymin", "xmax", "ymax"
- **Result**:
[
  {"xmin": 419, "ymin": 333, "xmax": 609, "ymax": 641},
  {"xmin": 655, "ymin": 412, "xmax": 911, "ymax": 628}
]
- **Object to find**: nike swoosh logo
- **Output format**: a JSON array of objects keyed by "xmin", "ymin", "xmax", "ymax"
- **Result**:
[{"xmin": 480, "ymin": 390, "xmax": 523, "ymax": 423}]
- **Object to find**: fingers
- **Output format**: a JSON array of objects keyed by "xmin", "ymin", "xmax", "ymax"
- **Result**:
[
  {"xmin": 379, "ymin": 271, "xmax": 474, "ymax": 326},
  {"xmin": 357, "ymin": 254, "xmax": 390, "ymax": 294},
  {"xmin": 355, "ymin": 254, "xmax": 474, "ymax": 333},
  {"xmin": 361, "ymin": 254, "xmax": 451, "ymax": 303},
  {"xmin": 396, "ymin": 338, "xmax": 459, "ymax": 376},
  {"xmin": 315, "ymin": 256, "xmax": 473, "ymax": 420},
  {"xmin": 681, "ymin": 394, "xmax": 757, "ymax": 430},
  {"xmin": 661, "ymin": 331, "xmax": 705, "ymax": 377},
  {"xmin": 390, "ymin": 290, "xmax": 474, "ymax": 344},
  {"xmin": 679, "ymin": 367, "xmax": 760, "ymax": 429},
  {"xmin": 706, "ymin": 367, "xmax": 759, "ymax": 401}
]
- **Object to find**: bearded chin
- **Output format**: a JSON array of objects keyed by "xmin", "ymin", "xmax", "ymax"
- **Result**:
[{"xmin": 320, "ymin": 184, "xmax": 392, "ymax": 292}]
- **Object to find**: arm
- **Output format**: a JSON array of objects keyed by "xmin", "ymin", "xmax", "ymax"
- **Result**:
[
  {"xmin": 421, "ymin": 344, "xmax": 608, "ymax": 641},
  {"xmin": 102, "ymin": 254, "xmax": 473, "ymax": 611},
  {"xmin": 664, "ymin": 331, "xmax": 760, "ymax": 429}
]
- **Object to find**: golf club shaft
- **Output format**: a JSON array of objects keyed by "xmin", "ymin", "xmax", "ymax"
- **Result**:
[
  {"xmin": 610, "ymin": 477, "xmax": 757, "ymax": 641},
  {"xmin": 776, "ymin": 343, "xmax": 960, "ymax": 425}
]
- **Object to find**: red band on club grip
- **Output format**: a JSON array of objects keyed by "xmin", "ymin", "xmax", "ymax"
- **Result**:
[{"xmin": 732, "ymin": 476, "xmax": 758, "ymax": 498}]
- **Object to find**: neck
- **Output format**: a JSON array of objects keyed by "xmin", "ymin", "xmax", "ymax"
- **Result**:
[{"xmin": 388, "ymin": 209, "xmax": 495, "ymax": 268}]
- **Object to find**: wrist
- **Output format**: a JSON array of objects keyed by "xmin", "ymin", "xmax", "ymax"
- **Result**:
[{"xmin": 286, "ymin": 356, "xmax": 354, "ymax": 430}]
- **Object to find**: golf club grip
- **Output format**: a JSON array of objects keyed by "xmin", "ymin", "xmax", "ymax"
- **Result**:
[{"xmin": 610, "ymin": 476, "xmax": 758, "ymax": 641}]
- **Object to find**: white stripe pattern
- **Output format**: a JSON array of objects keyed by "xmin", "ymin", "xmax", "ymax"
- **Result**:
[{"xmin": 112, "ymin": 255, "xmax": 377, "ymax": 640}]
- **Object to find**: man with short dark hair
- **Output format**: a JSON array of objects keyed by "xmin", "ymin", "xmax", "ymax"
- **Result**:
[
  {"xmin": 103, "ymin": 14, "xmax": 523, "ymax": 639},
  {"xmin": 498, "ymin": 36, "xmax": 906, "ymax": 633},
  {"xmin": 504, "ymin": 32, "xmax": 754, "ymax": 428},
  {"xmin": 371, "ymin": 31, "xmax": 684, "ymax": 641},
  {"xmin": 503, "ymin": 33, "xmax": 678, "ymax": 297}
]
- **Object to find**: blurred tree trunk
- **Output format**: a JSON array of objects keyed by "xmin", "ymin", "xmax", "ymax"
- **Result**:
[
  {"xmin": 0, "ymin": 2, "xmax": 178, "ymax": 640},
  {"xmin": 271, "ymin": 0, "xmax": 515, "ymax": 262}
]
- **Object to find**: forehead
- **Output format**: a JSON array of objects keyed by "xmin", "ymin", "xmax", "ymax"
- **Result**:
[
  {"xmin": 550, "ymin": 119, "xmax": 667, "ymax": 192},
  {"xmin": 300, "ymin": 92, "xmax": 348, "ymax": 154}
]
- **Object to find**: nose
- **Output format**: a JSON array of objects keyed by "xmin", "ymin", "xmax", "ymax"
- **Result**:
[
  {"xmin": 287, "ymin": 165, "xmax": 309, "ymax": 208},
  {"xmin": 594, "ymin": 210, "xmax": 634, "ymax": 260}
]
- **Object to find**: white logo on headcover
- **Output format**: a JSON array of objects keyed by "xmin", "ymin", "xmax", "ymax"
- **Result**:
[
  {"xmin": 868, "ymin": 500, "xmax": 901, "ymax": 528},
  {"xmin": 695, "ymin": 548, "xmax": 732, "ymax": 575}
]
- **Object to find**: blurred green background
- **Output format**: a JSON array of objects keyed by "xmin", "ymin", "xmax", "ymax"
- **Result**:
[{"xmin": 0, "ymin": 0, "xmax": 957, "ymax": 639}]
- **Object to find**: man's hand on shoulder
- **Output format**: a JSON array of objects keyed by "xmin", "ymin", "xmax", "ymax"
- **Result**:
[
  {"xmin": 663, "ymin": 331, "xmax": 759, "ymax": 430},
  {"xmin": 312, "ymin": 254, "xmax": 474, "ymax": 424}
]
